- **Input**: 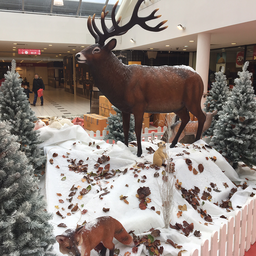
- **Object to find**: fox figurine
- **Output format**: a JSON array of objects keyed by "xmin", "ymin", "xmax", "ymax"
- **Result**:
[{"xmin": 56, "ymin": 216, "xmax": 134, "ymax": 256}]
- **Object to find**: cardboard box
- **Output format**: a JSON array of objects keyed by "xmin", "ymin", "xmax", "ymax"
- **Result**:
[
  {"xmin": 143, "ymin": 117, "xmax": 150, "ymax": 128},
  {"xmin": 84, "ymin": 114, "xmax": 108, "ymax": 134},
  {"xmin": 99, "ymin": 96, "xmax": 113, "ymax": 109},
  {"xmin": 99, "ymin": 106, "xmax": 116, "ymax": 117}
]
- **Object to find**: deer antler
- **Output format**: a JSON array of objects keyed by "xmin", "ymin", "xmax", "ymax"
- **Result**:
[{"xmin": 87, "ymin": 0, "xmax": 168, "ymax": 46}]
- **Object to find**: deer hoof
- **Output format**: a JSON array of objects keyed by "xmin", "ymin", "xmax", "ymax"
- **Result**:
[{"xmin": 170, "ymin": 143, "xmax": 176, "ymax": 148}]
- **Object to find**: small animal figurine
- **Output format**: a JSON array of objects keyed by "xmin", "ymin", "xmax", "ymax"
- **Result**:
[
  {"xmin": 33, "ymin": 119, "xmax": 46, "ymax": 130},
  {"xmin": 153, "ymin": 141, "xmax": 168, "ymax": 167},
  {"xmin": 162, "ymin": 110, "xmax": 217, "ymax": 143},
  {"xmin": 56, "ymin": 216, "xmax": 134, "ymax": 256}
]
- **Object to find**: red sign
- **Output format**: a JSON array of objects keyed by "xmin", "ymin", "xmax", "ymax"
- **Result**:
[
  {"xmin": 236, "ymin": 51, "xmax": 244, "ymax": 68},
  {"xmin": 18, "ymin": 49, "xmax": 41, "ymax": 55}
]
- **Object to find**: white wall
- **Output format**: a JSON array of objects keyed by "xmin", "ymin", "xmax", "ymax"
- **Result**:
[
  {"xmin": 0, "ymin": 0, "xmax": 255, "ymax": 49},
  {"xmin": 118, "ymin": 0, "xmax": 256, "ymax": 49}
]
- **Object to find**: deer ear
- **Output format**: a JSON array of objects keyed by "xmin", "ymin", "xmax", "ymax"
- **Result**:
[
  {"xmin": 56, "ymin": 235, "xmax": 67, "ymax": 244},
  {"xmin": 105, "ymin": 39, "xmax": 117, "ymax": 51}
]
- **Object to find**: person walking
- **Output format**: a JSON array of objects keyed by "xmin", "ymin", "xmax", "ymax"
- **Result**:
[{"xmin": 32, "ymin": 74, "xmax": 45, "ymax": 106}]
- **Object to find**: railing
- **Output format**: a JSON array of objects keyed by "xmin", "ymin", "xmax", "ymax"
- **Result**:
[
  {"xmin": 87, "ymin": 126, "xmax": 167, "ymax": 143},
  {"xmin": 191, "ymin": 197, "xmax": 256, "ymax": 256}
]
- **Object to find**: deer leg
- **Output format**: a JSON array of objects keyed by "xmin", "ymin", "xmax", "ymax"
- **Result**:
[
  {"xmin": 134, "ymin": 111, "xmax": 144, "ymax": 157},
  {"xmin": 170, "ymin": 107, "xmax": 190, "ymax": 147},
  {"xmin": 99, "ymin": 246, "xmax": 107, "ymax": 256},
  {"xmin": 187, "ymin": 105, "xmax": 206, "ymax": 141},
  {"xmin": 122, "ymin": 112, "xmax": 130, "ymax": 146}
]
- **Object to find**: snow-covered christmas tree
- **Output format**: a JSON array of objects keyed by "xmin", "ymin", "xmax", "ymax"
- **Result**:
[
  {"xmin": 104, "ymin": 106, "xmax": 136, "ymax": 143},
  {"xmin": 210, "ymin": 62, "xmax": 256, "ymax": 168},
  {"xmin": 204, "ymin": 67, "xmax": 229, "ymax": 137},
  {"xmin": 0, "ymin": 121, "xmax": 55, "ymax": 256},
  {"xmin": 0, "ymin": 60, "xmax": 45, "ymax": 175}
]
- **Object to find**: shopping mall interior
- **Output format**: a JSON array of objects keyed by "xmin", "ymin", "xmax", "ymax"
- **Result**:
[{"xmin": 0, "ymin": 0, "xmax": 256, "ymax": 117}]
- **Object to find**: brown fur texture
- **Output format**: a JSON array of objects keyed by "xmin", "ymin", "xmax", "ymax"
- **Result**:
[{"xmin": 56, "ymin": 216, "xmax": 134, "ymax": 256}]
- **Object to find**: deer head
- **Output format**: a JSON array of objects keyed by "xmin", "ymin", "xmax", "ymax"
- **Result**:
[{"xmin": 76, "ymin": 0, "xmax": 167, "ymax": 64}]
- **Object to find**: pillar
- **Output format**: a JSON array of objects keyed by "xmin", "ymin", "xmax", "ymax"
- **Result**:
[
  {"xmin": 73, "ymin": 54, "xmax": 77, "ymax": 97},
  {"xmin": 195, "ymin": 33, "xmax": 211, "ymax": 107}
]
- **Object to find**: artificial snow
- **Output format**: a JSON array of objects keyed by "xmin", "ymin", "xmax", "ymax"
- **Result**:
[{"xmin": 39, "ymin": 125, "xmax": 256, "ymax": 256}]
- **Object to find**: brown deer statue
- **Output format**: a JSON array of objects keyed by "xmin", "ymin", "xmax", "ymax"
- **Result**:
[
  {"xmin": 161, "ymin": 110, "xmax": 217, "ymax": 143},
  {"xmin": 76, "ymin": 0, "xmax": 206, "ymax": 157}
]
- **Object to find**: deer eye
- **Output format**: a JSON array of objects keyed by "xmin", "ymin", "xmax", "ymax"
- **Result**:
[
  {"xmin": 66, "ymin": 246, "xmax": 71, "ymax": 249},
  {"xmin": 92, "ymin": 47, "xmax": 101, "ymax": 54}
]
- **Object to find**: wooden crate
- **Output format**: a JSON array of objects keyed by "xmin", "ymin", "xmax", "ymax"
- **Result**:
[
  {"xmin": 99, "ymin": 106, "xmax": 116, "ymax": 117},
  {"xmin": 84, "ymin": 114, "xmax": 108, "ymax": 134},
  {"xmin": 99, "ymin": 95, "xmax": 113, "ymax": 109}
]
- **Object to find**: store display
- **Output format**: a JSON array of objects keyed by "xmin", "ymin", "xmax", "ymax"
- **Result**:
[{"xmin": 76, "ymin": 0, "xmax": 206, "ymax": 157}]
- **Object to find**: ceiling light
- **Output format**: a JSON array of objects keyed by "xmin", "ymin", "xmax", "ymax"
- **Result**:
[
  {"xmin": 13, "ymin": 53, "xmax": 15, "ymax": 56},
  {"xmin": 130, "ymin": 38, "xmax": 135, "ymax": 43},
  {"xmin": 150, "ymin": 48, "xmax": 154, "ymax": 50},
  {"xmin": 13, "ymin": 49, "xmax": 16, "ymax": 51},
  {"xmin": 2, "ymin": 60, "xmax": 5, "ymax": 62},
  {"xmin": 56, "ymin": 55, "xmax": 58, "ymax": 57},
  {"xmin": 53, "ymin": 0, "xmax": 64, "ymax": 6},
  {"xmin": 59, "ymin": 54, "xmax": 62, "ymax": 56},
  {"xmin": 72, "ymin": 49, "xmax": 76, "ymax": 51},
  {"xmin": 184, "ymin": 45, "xmax": 188, "ymax": 48},
  {"xmin": 49, "ymin": 44, "xmax": 52, "ymax": 47},
  {"xmin": 67, "ymin": 51, "xmax": 70, "ymax": 53},
  {"xmin": 183, "ymin": 49, "xmax": 187, "ymax": 51},
  {"xmin": 13, "ymin": 43, "xmax": 17, "ymax": 45},
  {"xmin": 44, "ymin": 48, "xmax": 47, "ymax": 50},
  {"xmin": 177, "ymin": 24, "xmax": 185, "ymax": 30},
  {"xmin": 41, "ymin": 50, "xmax": 44, "ymax": 52},
  {"xmin": 189, "ymin": 40, "xmax": 194, "ymax": 43},
  {"xmin": 13, "ymin": 46, "xmax": 16, "ymax": 48},
  {"xmin": 231, "ymin": 42, "xmax": 237, "ymax": 45},
  {"xmin": 165, "ymin": 45, "xmax": 170, "ymax": 47},
  {"xmin": 81, "ymin": 46, "xmax": 85, "ymax": 48}
]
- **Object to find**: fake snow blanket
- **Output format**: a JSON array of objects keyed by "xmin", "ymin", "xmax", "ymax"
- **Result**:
[{"xmin": 39, "ymin": 125, "xmax": 256, "ymax": 256}]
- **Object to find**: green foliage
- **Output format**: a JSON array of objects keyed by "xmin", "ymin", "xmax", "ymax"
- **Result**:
[
  {"xmin": 0, "ymin": 121, "xmax": 55, "ymax": 256},
  {"xmin": 0, "ymin": 60, "xmax": 45, "ymax": 175},
  {"xmin": 204, "ymin": 68, "xmax": 229, "ymax": 136},
  {"xmin": 210, "ymin": 62, "xmax": 256, "ymax": 167},
  {"xmin": 104, "ymin": 106, "xmax": 136, "ymax": 143}
]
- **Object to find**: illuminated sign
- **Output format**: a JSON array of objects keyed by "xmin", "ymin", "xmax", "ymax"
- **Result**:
[{"xmin": 18, "ymin": 49, "xmax": 41, "ymax": 55}]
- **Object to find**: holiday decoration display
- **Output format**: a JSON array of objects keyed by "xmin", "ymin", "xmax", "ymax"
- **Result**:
[
  {"xmin": 56, "ymin": 216, "xmax": 134, "ymax": 256},
  {"xmin": 162, "ymin": 111, "xmax": 217, "ymax": 143},
  {"xmin": 0, "ymin": 60, "xmax": 45, "ymax": 175},
  {"xmin": 153, "ymin": 141, "xmax": 168, "ymax": 167},
  {"xmin": 34, "ymin": 119, "xmax": 46, "ymax": 130},
  {"xmin": 76, "ymin": 0, "xmax": 206, "ymax": 156},
  {"xmin": 0, "ymin": 121, "xmax": 55, "ymax": 255},
  {"xmin": 211, "ymin": 62, "xmax": 256, "ymax": 167},
  {"xmin": 104, "ymin": 106, "xmax": 136, "ymax": 143},
  {"xmin": 204, "ymin": 67, "xmax": 229, "ymax": 137}
]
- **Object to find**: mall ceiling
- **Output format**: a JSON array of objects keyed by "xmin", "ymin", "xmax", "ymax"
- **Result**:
[{"xmin": 0, "ymin": 0, "xmax": 256, "ymax": 63}]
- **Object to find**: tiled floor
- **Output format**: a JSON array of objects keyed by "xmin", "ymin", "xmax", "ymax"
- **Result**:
[{"xmin": 29, "ymin": 86, "xmax": 90, "ymax": 118}]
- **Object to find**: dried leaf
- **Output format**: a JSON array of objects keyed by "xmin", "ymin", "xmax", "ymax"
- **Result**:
[
  {"xmin": 61, "ymin": 176, "xmax": 66, "ymax": 181},
  {"xmin": 156, "ymin": 211, "xmax": 161, "ymax": 215},
  {"xmin": 198, "ymin": 164, "xmax": 204, "ymax": 173},
  {"xmin": 58, "ymin": 223, "xmax": 67, "ymax": 228},
  {"xmin": 193, "ymin": 168, "xmax": 198, "ymax": 175},
  {"xmin": 102, "ymin": 207, "xmax": 110, "ymax": 212},
  {"xmin": 55, "ymin": 165, "xmax": 60, "ymax": 169},
  {"xmin": 151, "ymin": 229, "xmax": 161, "ymax": 237},
  {"xmin": 139, "ymin": 201, "xmax": 147, "ymax": 210},
  {"xmin": 49, "ymin": 159, "xmax": 54, "ymax": 164},
  {"xmin": 57, "ymin": 193, "xmax": 62, "ymax": 196},
  {"xmin": 185, "ymin": 158, "xmax": 192, "ymax": 166},
  {"xmin": 77, "ymin": 195, "xmax": 83, "ymax": 200},
  {"xmin": 178, "ymin": 204, "xmax": 187, "ymax": 211},
  {"xmin": 71, "ymin": 204, "xmax": 78, "ymax": 212},
  {"xmin": 124, "ymin": 199, "xmax": 129, "ymax": 204},
  {"xmin": 137, "ymin": 186, "xmax": 151, "ymax": 200},
  {"xmin": 177, "ymin": 211, "xmax": 182, "ymax": 218},
  {"xmin": 59, "ymin": 199, "xmax": 64, "ymax": 203},
  {"xmin": 194, "ymin": 230, "xmax": 201, "ymax": 237},
  {"xmin": 53, "ymin": 153, "xmax": 58, "ymax": 157}
]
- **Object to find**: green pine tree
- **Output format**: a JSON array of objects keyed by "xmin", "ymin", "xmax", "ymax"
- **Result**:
[
  {"xmin": 204, "ymin": 67, "xmax": 229, "ymax": 137},
  {"xmin": 0, "ymin": 60, "xmax": 45, "ymax": 176},
  {"xmin": 0, "ymin": 121, "xmax": 55, "ymax": 256},
  {"xmin": 104, "ymin": 106, "xmax": 136, "ymax": 143},
  {"xmin": 210, "ymin": 62, "xmax": 256, "ymax": 167}
]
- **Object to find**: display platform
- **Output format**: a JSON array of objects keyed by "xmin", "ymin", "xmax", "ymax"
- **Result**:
[{"xmin": 39, "ymin": 125, "xmax": 256, "ymax": 256}]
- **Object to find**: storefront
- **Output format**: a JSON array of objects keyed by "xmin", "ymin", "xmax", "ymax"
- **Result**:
[{"xmin": 209, "ymin": 44, "xmax": 256, "ymax": 92}]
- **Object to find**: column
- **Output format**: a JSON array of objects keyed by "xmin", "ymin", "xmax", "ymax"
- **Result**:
[
  {"xmin": 195, "ymin": 33, "xmax": 211, "ymax": 107},
  {"xmin": 73, "ymin": 54, "xmax": 77, "ymax": 97}
]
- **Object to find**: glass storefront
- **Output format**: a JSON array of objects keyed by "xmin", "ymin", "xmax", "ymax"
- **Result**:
[{"xmin": 209, "ymin": 44, "xmax": 256, "ymax": 92}]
